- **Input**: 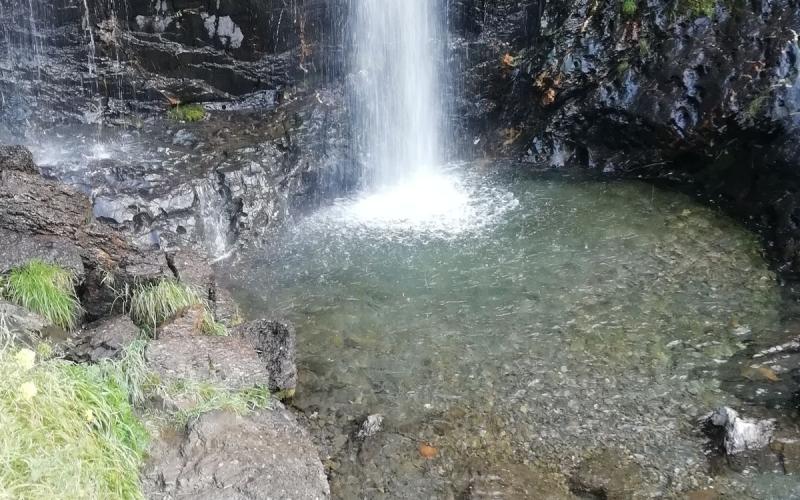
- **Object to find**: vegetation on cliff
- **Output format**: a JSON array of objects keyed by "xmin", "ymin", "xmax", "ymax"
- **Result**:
[
  {"xmin": 129, "ymin": 279, "xmax": 225, "ymax": 335},
  {"xmin": 1, "ymin": 261, "xmax": 80, "ymax": 330},
  {"xmin": 167, "ymin": 104, "xmax": 206, "ymax": 122}
]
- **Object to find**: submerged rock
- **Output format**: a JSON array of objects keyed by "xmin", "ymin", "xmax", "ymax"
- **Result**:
[
  {"xmin": 233, "ymin": 319, "xmax": 298, "ymax": 394},
  {"xmin": 144, "ymin": 405, "xmax": 330, "ymax": 500},
  {"xmin": 467, "ymin": 463, "xmax": 572, "ymax": 499},
  {"xmin": 704, "ymin": 407, "xmax": 775, "ymax": 456},
  {"xmin": 569, "ymin": 448, "xmax": 655, "ymax": 499},
  {"xmin": 356, "ymin": 414, "xmax": 384, "ymax": 439}
]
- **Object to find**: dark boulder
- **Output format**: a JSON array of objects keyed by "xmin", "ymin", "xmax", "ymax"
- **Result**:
[
  {"xmin": 0, "ymin": 229, "xmax": 84, "ymax": 277},
  {"xmin": 0, "ymin": 165, "xmax": 171, "ymax": 319},
  {"xmin": 233, "ymin": 319, "xmax": 298, "ymax": 394},
  {"xmin": 66, "ymin": 315, "xmax": 139, "ymax": 363},
  {"xmin": 0, "ymin": 300, "xmax": 53, "ymax": 346},
  {"xmin": 167, "ymin": 249, "xmax": 215, "ymax": 300},
  {"xmin": 0, "ymin": 146, "xmax": 37, "ymax": 174}
]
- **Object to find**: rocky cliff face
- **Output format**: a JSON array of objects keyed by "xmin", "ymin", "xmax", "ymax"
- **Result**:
[
  {"xmin": 1, "ymin": 0, "xmax": 354, "ymax": 255},
  {"xmin": 0, "ymin": 0, "xmax": 345, "ymax": 128},
  {"xmin": 450, "ymin": 0, "xmax": 800, "ymax": 276},
  {"xmin": 4, "ymin": 0, "xmax": 800, "ymax": 273}
]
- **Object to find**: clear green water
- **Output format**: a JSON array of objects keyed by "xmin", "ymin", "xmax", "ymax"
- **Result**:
[{"xmin": 224, "ymin": 168, "xmax": 792, "ymax": 498}]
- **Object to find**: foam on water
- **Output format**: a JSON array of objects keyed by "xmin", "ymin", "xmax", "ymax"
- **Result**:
[{"xmin": 301, "ymin": 167, "xmax": 519, "ymax": 240}]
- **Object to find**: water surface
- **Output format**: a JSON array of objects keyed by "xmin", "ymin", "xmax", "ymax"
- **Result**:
[{"xmin": 224, "ymin": 167, "xmax": 791, "ymax": 498}]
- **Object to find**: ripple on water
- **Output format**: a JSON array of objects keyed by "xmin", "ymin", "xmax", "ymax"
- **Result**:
[{"xmin": 224, "ymin": 167, "xmax": 791, "ymax": 498}]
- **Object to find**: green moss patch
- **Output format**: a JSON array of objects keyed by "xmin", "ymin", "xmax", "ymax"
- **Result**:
[
  {"xmin": 167, "ymin": 104, "xmax": 206, "ymax": 122},
  {"xmin": 622, "ymin": 0, "xmax": 638, "ymax": 16},
  {"xmin": 1, "ymin": 261, "xmax": 80, "ymax": 330}
]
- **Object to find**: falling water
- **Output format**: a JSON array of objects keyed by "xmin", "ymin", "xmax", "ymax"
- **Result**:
[
  {"xmin": 81, "ymin": 0, "xmax": 97, "ymax": 77},
  {"xmin": 26, "ymin": 0, "xmax": 41, "ymax": 78},
  {"xmin": 349, "ymin": 0, "xmax": 445, "ymax": 188}
]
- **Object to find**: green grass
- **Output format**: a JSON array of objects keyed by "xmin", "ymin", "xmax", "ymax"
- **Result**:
[
  {"xmin": 1, "ymin": 261, "xmax": 81, "ymax": 330},
  {"xmin": 102, "ymin": 339, "xmax": 159, "ymax": 407},
  {"xmin": 0, "ymin": 346, "xmax": 148, "ymax": 499},
  {"xmin": 167, "ymin": 104, "xmax": 205, "ymax": 122},
  {"xmin": 160, "ymin": 380, "xmax": 271, "ymax": 426},
  {"xmin": 129, "ymin": 280, "xmax": 227, "ymax": 336},
  {"xmin": 0, "ymin": 313, "xmax": 14, "ymax": 350},
  {"xmin": 129, "ymin": 280, "xmax": 203, "ymax": 330},
  {"xmin": 200, "ymin": 309, "xmax": 228, "ymax": 336},
  {"xmin": 622, "ymin": 0, "xmax": 637, "ymax": 16}
]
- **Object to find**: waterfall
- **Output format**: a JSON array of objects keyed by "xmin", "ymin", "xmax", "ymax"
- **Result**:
[
  {"xmin": 349, "ymin": 0, "xmax": 445, "ymax": 188},
  {"xmin": 336, "ymin": 0, "xmax": 509, "ymax": 235}
]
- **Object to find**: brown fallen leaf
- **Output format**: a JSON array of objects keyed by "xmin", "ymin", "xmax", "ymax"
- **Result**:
[
  {"xmin": 418, "ymin": 442, "xmax": 438, "ymax": 459},
  {"xmin": 501, "ymin": 53, "xmax": 517, "ymax": 68},
  {"xmin": 742, "ymin": 365, "xmax": 779, "ymax": 382},
  {"xmin": 542, "ymin": 88, "xmax": 557, "ymax": 106}
]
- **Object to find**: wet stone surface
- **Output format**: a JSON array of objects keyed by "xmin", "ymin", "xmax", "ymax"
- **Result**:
[
  {"xmin": 223, "ymin": 167, "xmax": 799, "ymax": 498},
  {"xmin": 16, "ymin": 89, "xmax": 353, "ymax": 258}
]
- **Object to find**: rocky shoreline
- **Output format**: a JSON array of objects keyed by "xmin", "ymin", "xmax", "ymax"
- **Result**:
[{"xmin": 0, "ymin": 145, "xmax": 330, "ymax": 499}]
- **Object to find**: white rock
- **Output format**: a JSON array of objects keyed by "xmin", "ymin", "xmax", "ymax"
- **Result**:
[
  {"xmin": 357, "ymin": 414, "xmax": 384, "ymax": 439},
  {"xmin": 706, "ymin": 406, "xmax": 775, "ymax": 455}
]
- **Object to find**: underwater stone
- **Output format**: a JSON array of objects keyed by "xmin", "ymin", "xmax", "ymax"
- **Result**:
[
  {"xmin": 357, "ymin": 414, "xmax": 384, "ymax": 439},
  {"xmin": 705, "ymin": 407, "xmax": 775, "ymax": 455}
]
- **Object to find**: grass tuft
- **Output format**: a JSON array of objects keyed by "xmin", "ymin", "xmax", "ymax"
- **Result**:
[
  {"xmin": 1, "ymin": 261, "xmax": 81, "ymax": 330},
  {"xmin": 167, "ymin": 104, "xmax": 205, "ymax": 122},
  {"xmin": 161, "ymin": 380, "xmax": 271, "ymax": 426},
  {"xmin": 129, "ymin": 280, "xmax": 203, "ymax": 330},
  {"xmin": 200, "ymin": 309, "xmax": 228, "ymax": 336},
  {"xmin": 0, "ymin": 347, "xmax": 148, "ymax": 499},
  {"xmin": 129, "ymin": 280, "xmax": 228, "ymax": 336}
]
